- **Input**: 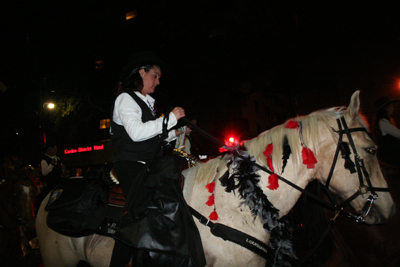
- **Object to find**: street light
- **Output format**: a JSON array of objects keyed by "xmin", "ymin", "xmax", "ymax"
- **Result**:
[{"xmin": 43, "ymin": 102, "xmax": 55, "ymax": 109}]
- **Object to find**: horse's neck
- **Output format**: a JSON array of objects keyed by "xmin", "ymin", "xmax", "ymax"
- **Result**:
[
  {"xmin": 183, "ymin": 158, "xmax": 313, "ymax": 220},
  {"xmin": 260, "ymin": 162, "xmax": 313, "ymax": 217},
  {"xmin": 182, "ymin": 158, "xmax": 230, "ymax": 205}
]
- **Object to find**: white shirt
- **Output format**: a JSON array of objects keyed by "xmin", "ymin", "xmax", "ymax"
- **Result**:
[
  {"xmin": 41, "ymin": 154, "xmax": 60, "ymax": 176},
  {"xmin": 379, "ymin": 118, "xmax": 400, "ymax": 138},
  {"xmin": 112, "ymin": 91, "xmax": 178, "ymax": 142}
]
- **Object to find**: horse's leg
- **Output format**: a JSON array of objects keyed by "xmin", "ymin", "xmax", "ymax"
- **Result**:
[{"xmin": 36, "ymin": 194, "xmax": 82, "ymax": 267}]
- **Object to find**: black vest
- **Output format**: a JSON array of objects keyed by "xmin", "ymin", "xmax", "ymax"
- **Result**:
[{"xmin": 111, "ymin": 91, "xmax": 162, "ymax": 163}]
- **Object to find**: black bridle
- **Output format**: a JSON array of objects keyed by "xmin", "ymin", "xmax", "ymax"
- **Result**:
[{"xmin": 323, "ymin": 117, "xmax": 390, "ymax": 223}]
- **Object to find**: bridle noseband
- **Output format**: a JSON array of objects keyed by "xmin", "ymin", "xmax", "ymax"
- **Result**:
[{"xmin": 324, "ymin": 117, "xmax": 389, "ymax": 223}]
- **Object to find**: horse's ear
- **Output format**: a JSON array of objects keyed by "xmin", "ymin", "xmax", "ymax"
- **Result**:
[{"xmin": 347, "ymin": 90, "xmax": 360, "ymax": 121}]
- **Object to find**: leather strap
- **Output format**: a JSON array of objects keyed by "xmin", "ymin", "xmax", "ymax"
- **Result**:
[{"xmin": 189, "ymin": 206, "xmax": 274, "ymax": 264}]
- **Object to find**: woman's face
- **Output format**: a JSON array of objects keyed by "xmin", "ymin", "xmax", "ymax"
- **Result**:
[{"xmin": 139, "ymin": 66, "xmax": 162, "ymax": 96}]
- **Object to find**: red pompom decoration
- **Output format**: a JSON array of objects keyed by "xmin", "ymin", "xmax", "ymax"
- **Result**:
[
  {"xmin": 302, "ymin": 147, "xmax": 318, "ymax": 169},
  {"xmin": 206, "ymin": 195, "xmax": 215, "ymax": 206},
  {"xmin": 205, "ymin": 181, "xmax": 215, "ymax": 193},
  {"xmin": 209, "ymin": 210, "xmax": 219, "ymax": 221},
  {"xmin": 285, "ymin": 120, "xmax": 299, "ymax": 129},
  {"xmin": 267, "ymin": 173, "xmax": 279, "ymax": 190}
]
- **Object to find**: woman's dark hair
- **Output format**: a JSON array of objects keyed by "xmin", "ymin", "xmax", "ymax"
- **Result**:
[
  {"xmin": 372, "ymin": 104, "xmax": 391, "ymax": 139},
  {"xmin": 119, "ymin": 65, "xmax": 156, "ymax": 94}
]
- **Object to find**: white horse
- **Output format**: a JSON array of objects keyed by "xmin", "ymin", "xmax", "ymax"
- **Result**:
[{"xmin": 36, "ymin": 91, "xmax": 395, "ymax": 266}]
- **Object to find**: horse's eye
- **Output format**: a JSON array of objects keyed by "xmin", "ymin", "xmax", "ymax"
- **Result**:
[{"xmin": 365, "ymin": 147, "xmax": 377, "ymax": 156}]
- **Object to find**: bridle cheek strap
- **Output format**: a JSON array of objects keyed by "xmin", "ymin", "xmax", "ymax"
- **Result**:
[{"xmin": 325, "ymin": 117, "xmax": 389, "ymax": 223}]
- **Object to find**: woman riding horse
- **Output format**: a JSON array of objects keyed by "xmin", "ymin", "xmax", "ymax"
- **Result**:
[{"xmin": 110, "ymin": 51, "xmax": 206, "ymax": 267}]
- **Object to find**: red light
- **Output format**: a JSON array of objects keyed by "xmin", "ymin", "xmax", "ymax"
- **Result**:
[{"xmin": 225, "ymin": 136, "xmax": 238, "ymax": 147}]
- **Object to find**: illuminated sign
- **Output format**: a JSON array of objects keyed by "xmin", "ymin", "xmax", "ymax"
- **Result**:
[{"xmin": 64, "ymin": 144, "xmax": 104, "ymax": 155}]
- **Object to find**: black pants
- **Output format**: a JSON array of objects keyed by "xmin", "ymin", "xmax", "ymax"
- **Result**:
[
  {"xmin": 113, "ymin": 161, "xmax": 145, "ymax": 197},
  {"xmin": 110, "ymin": 159, "xmax": 206, "ymax": 267},
  {"xmin": 110, "ymin": 160, "xmax": 146, "ymax": 267}
]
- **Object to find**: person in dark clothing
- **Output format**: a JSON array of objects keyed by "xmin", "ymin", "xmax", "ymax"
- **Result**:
[
  {"xmin": 40, "ymin": 145, "xmax": 67, "ymax": 189},
  {"xmin": 110, "ymin": 51, "xmax": 206, "ymax": 267},
  {"xmin": 372, "ymin": 96, "xmax": 400, "ymax": 166},
  {"xmin": 34, "ymin": 144, "xmax": 67, "ymax": 216}
]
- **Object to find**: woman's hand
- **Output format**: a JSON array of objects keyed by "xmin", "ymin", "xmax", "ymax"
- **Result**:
[{"xmin": 172, "ymin": 107, "xmax": 185, "ymax": 120}]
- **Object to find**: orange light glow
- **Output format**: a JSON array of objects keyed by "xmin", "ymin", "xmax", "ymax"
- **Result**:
[{"xmin": 126, "ymin": 10, "xmax": 137, "ymax": 20}]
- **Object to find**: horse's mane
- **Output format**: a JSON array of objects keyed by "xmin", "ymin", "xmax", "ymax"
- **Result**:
[
  {"xmin": 195, "ymin": 105, "xmax": 369, "ymax": 182},
  {"xmin": 244, "ymin": 106, "xmax": 348, "ymax": 175},
  {"xmin": 194, "ymin": 156, "xmax": 230, "ymax": 185}
]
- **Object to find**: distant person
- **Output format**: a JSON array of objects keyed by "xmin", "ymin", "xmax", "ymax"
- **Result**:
[
  {"xmin": 40, "ymin": 144, "xmax": 67, "ymax": 189},
  {"xmin": 34, "ymin": 144, "xmax": 67, "ymax": 216},
  {"xmin": 372, "ymin": 96, "xmax": 400, "ymax": 166},
  {"xmin": 174, "ymin": 119, "xmax": 201, "ymax": 169},
  {"xmin": 177, "ymin": 120, "xmax": 200, "ymax": 158}
]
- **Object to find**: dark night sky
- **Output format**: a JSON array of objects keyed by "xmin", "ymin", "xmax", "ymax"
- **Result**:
[{"xmin": 1, "ymin": 0, "xmax": 400, "ymax": 161}]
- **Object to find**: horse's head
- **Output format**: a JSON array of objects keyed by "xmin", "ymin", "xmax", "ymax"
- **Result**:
[
  {"xmin": 317, "ymin": 91, "xmax": 395, "ymax": 224},
  {"xmin": 245, "ymin": 90, "xmax": 395, "ymax": 225}
]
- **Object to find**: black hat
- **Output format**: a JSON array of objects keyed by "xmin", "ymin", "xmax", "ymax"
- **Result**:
[
  {"xmin": 43, "ymin": 143, "xmax": 57, "ymax": 153},
  {"xmin": 373, "ymin": 96, "xmax": 400, "ymax": 113},
  {"xmin": 119, "ymin": 51, "xmax": 170, "ymax": 83}
]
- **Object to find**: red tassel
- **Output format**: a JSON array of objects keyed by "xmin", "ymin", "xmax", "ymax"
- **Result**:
[
  {"xmin": 263, "ymin": 143, "xmax": 273, "ymax": 158},
  {"xmin": 302, "ymin": 146, "xmax": 318, "ymax": 169},
  {"xmin": 206, "ymin": 195, "xmax": 215, "ymax": 206},
  {"xmin": 267, "ymin": 173, "xmax": 279, "ymax": 190},
  {"xmin": 263, "ymin": 143, "xmax": 274, "ymax": 171},
  {"xmin": 209, "ymin": 210, "xmax": 219, "ymax": 221},
  {"xmin": 285, "ymin": 120, "xmax": 299, "ymax": 129},
  {"xmin": 205, "ymin": 181, "xmax": 215, "ymax": 193}
]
